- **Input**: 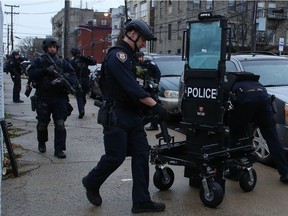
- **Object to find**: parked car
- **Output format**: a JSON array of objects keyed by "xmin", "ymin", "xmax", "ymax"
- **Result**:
[
  {"xmin": 145, "ymin": 54, "xmax": 185, "ymax": 116},
  {"xmin": 179, "ymin": 53, "xmax": 288, "ymax": 164}
]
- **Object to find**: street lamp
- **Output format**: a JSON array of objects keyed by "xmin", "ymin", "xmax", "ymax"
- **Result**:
[
  {"xmin": 88, "ymin": 21, "xmax": 94, "ymax": 57},
  {"xmin": 75, "ymin": 26, "xmax": 94, "ymax": 57}
]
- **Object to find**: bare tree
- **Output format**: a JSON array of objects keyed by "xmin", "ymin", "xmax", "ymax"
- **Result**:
[{"xmin": 15, "ymin": 37, "xmax": 34, "ymax": 59}]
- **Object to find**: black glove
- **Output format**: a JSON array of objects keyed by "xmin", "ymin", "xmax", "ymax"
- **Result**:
[
  {"xmin": 45, "ymin": 65, "xmax": 56, "ymax": 75},
  {"xmin": 151, "ymin": 103, "xmax": 168, "ymax": 121}
]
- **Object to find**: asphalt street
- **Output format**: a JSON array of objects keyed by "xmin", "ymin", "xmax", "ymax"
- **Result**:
[{"xmin": 2, "ymin": 73, "xmax": 288, "ymax": 216}]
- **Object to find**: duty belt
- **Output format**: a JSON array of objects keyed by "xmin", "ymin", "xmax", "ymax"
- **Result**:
[{"xmin": 233, "ymin": 87, "xmax": 265, "ymax": 94}]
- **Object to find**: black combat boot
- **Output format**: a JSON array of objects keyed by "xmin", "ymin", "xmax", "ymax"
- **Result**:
[
  {"xmin": 54, "ymin": 150, "xmax": 66, "ymax": 158},
  {"xmin": 82, "ymin": 177, "xmax": 102, "ymax": 206},
  {"xmin": 78, "ymin": 111, "xmax": 85, "ymax": 119},
  {"xmin": 38, "ymin": 142, "xmax": 46, "ymax": 153}
]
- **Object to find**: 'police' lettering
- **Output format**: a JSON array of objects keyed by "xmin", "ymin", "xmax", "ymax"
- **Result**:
[{"xmin": 186, "ymin": 87, "xmax": 217, "ymax": 99}]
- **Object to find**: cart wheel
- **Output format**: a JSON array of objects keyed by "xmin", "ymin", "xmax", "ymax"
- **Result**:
[
  {"xmin": 153, "ymin": 167, "xmax": 174, "ymax": 191},
  {"xmin": 239, "ymin": 168, "xmax": 257, "ymax": 192},
  {"xmin": 199, "ymin": 181, "xmax": 224, "ymax": 208}
]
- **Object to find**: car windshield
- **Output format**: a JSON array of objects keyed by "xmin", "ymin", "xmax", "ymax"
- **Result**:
[
  {"xmin": 241, "ymin": 60, "xmax": 288, "ymax": 86},
  {"xmin": 154, "ymin": 59, "xmax": 185, "ymax": 76}
]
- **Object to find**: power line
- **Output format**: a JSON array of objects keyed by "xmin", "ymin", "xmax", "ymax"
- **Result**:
[{"xmin": 5, "ymin": 4, "xmax": 19, "ymax": 52}]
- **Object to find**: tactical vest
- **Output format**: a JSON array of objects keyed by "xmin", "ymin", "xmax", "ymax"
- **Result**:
[{"xmin": 35, "ymin": 55, "xmax": 69, "ymax": 97}]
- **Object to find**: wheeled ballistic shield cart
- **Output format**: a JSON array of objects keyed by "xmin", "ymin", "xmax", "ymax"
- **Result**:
[{"xmin": 150, "ymin": 12, "xmax": 257, "ymax": 208}]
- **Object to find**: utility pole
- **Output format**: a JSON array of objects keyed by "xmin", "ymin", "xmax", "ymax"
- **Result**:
[
  {"xmin": 7, "ymin": 24, "xmax": 10, "ymax": 55},
  {"xmin": 5, "ymin": 4, "xmax": 19, "ymax": 52},
  {"xmin": 124, "ymin": 0, "xmax": 128, "ymax": 20},
  {"xmin": 64, "ymin": 0, "xmax": 70, "ymax": 59},
  {"xmin": 251, "ymin": 1, "xmax": 258, "ymax": 52}
]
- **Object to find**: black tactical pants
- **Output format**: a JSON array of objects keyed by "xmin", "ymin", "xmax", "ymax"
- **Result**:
[
  {"xmin": 76, "ymin": 79, "xmax": 90, "ymax": 114},
  {"xmin": 84, "ymin": 107, "xmax": 152, "ymax": 204},
  {"xmin": 11, "ymin": 75, "xmax": 21, "ymax": 101},
  {"xmin": 36, "ymin": 97, "xmax": 69, "ymax": 152},
  {"xmin": 229, "ymin": 91, "xmax": 288, "ymax": 176}
]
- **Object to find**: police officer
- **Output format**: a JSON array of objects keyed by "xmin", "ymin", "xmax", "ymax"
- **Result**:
[
  {"xmin": 226, "ymin": 72, "xmax": 288, "ymax": 183},
  {"xmin": 136, "ymin": 51, "xmax": 161, "ymax": 130},
  {"xmin": 70, "ymin": 48, "xmax": 96, "ymax": 119},
  {"xmin": 5, "ymin": 51, "xmax": 24, "ymax": 103},
  {"xmin": 82, "ymin": 19, "xmax": 167, "ymax": 213},
  {"xmin": 28, "ymin": 38, "xmax": 79, "ymax": 159}
]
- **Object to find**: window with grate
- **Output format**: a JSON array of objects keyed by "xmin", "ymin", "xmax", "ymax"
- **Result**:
[
  {"xmin": 228, "ymin": 0, "xmax": 236, "ymax": 11},
  {"xmin": 168, "ymin": 24, "xmax": 172, "ymax": 40},
  {"xmin": 206, "ymin": 0, "xmax": 214, "ymax": 10}
]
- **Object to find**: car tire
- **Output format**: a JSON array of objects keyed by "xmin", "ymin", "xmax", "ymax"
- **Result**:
[{"xmin": 251, "ymin": 127, "xmax": 272, "ymax": 164}]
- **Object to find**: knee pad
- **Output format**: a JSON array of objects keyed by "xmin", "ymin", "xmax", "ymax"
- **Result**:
[
  {"xmin": 54, "ymin": 120, "xmax": 65, "ymax": 131},
  {"xmin": 37, "ymin": 122, "xmax": 48, "ymax": 131}
]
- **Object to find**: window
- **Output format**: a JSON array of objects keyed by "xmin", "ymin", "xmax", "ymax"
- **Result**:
[
  {"xmin": 168, "ymin": 23, "xmax": 172, "ymax": 40},
  {"xmin": 268, "ymin": 2, "xmax": 276, "ymax": 18},
  {"xmin": 177, "ymin": 21, "xmax": 181, "ymax": 40},
  {"xmin": 239, "ymin": 0, "xmax": 247, "ymax": 12},
  {"xmin": 193, "ymin": 0, "xmax": 201, "ymax": 9},
  {"xmin": 206, "ymin": 0, "xmax": 213, "ymax": 10},
  {"xmin": 188, "ymin": 20, "xmax": 221, "ymax": 69},
  {"xmin": 177, "ymin": 1, "xmax": 181, "ymax": 11},
  {"xmin": 238, "ymin": 24, "xmax": 247, "ymax": 40},
  {"xmin": 257, "ymin": 2, "xmax": 265, "ymax": 18},
  {"xmin": 101, "ymin": 20, "xmax": 107, "ymax": 25},
  {"xmin": 160, "ymin": 1, "xmax": 164, "ymax": 18},
  {"xmin": 159, "ymin": 26, "xmax": 163, "ymax": 42},
  {"xmin": 228, "ymin": 0, "xmax": 236, "ymax": 11},
  {"xmin": 228, "ymin": 23, "xmax": 236, "ymax": 39},
  {"xmin": 134, "ymin": 5, "xmax": 138, "ymax": 17},
  {"xmin": 140, "ymin": 2, "xmax": 147, "ymax": 17}
]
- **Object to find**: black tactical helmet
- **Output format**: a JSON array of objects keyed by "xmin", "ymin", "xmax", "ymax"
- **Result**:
[
  {"xmin": 42, "ymin": 38, "xmax": 60, "ymax": 51},
  {"xmin": 125, "ymin": 19, "xmax": 157, "ymax": 41},
  {"xmin": 71, "ymin": 48, "xmax": 81, "ymax": 56},
  {"xmin": 135, "ymin": 51, "xmax": 144, "ymax": 58},
  {"xmin": 11, "ymin": 51, "xmax": 20, "ymax": 56}
]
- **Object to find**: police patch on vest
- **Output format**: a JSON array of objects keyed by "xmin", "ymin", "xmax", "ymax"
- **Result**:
[{"xmin": 116, "ymin": 51, "xmax": 127, "ymax": 62}]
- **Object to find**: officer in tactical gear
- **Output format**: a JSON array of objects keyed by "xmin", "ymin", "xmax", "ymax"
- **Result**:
[
  {"xmin": 225, "ymin": 72, "xmax": 288, "ymax": 183},
  {"xmin": 82, "ymin": 19, "xmax": 167, "ymax": 213},
  {"xmin": 136, "ymin": 51, "xmax": 161, "ymax": 131},
  {"xmin": 5, "ymin": 51, "xmax": 24, "ymax": 103},
  {"xmin": 27, "ymin": 38, "xmax": 79, "ymax": 159},
  {"xmin": 70, "ymin": 47, "xmax": 96, "ymax": 119}
]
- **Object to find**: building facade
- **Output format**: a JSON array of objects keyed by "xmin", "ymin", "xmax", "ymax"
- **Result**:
[
  {"xmin": 76, "ymin": 11, "xmax": 112, "ymax": 63},
  {"xmin": 52, "ymin": 7, "xmax": 94, "ymax": 57},
  {"xmin": 111, "ymin": 6, "xmax": 126, "ymax": 47},
  {"xmin": 126, "ymin": 0, "xmax": 288, "ymax": 54}
]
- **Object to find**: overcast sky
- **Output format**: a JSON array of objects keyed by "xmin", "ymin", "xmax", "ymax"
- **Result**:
[{"xmin": 1, "ymin": 0, "xmax": 124, "ymax": 44}]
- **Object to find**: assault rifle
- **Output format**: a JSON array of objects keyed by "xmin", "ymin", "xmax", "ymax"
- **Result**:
[
  {"xmin": 42, "ymin": 53, "xmax": 76, "ymax": 95},
  {"xmin": 142, "ymin": 113, "xmax": 172, "ymax": 148}
]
